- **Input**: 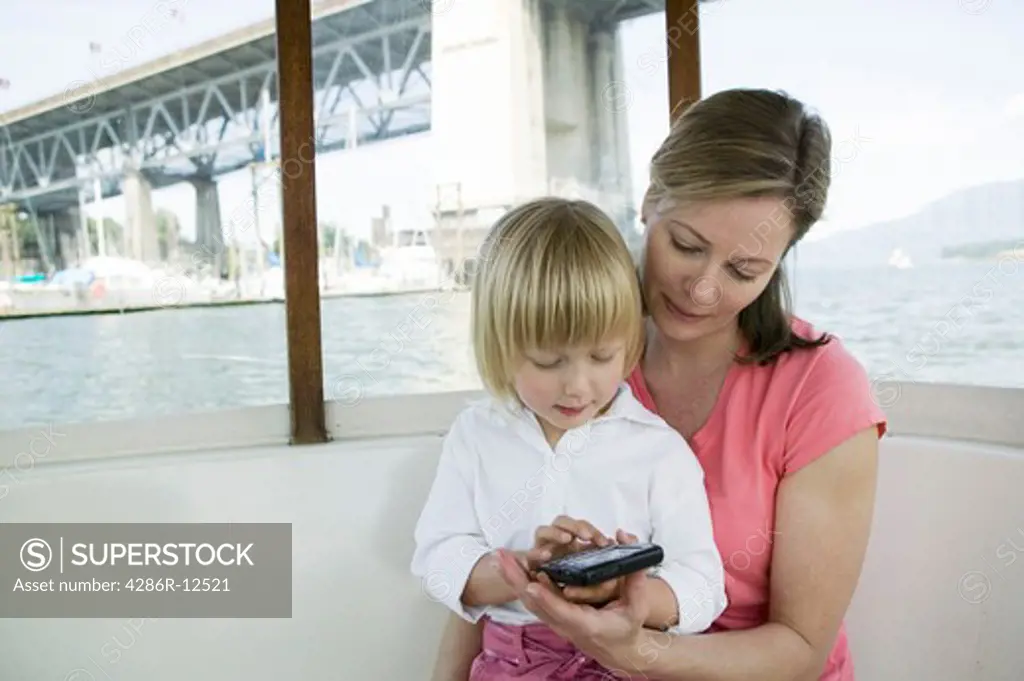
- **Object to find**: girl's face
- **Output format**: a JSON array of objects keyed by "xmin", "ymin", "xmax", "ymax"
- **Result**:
[
  {"xmin": 641, "ymin": 195, "xmax": 794, "ymax": 345},
  {"xmin": 512, "ymin": 338, "xmax": 629, "ymax": 445}
]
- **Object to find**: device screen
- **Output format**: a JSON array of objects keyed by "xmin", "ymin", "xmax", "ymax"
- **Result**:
[{"xmin": 552, "ymin": 544, "xmax": 645, "ymax": 570}]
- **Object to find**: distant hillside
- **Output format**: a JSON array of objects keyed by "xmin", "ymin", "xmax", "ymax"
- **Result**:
[
  {"xmin": 942, "ymin": 238, "xmax": 1021, "ymax": 260},
  {"xmin": 797, "ymin": 179, "xmax": 1024, "ymax": 267}
]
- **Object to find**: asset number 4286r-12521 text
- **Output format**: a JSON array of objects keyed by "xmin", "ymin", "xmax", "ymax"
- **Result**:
[{"xmin": 125, "ymin": 577, "xmax": 230, "ymax": 592}]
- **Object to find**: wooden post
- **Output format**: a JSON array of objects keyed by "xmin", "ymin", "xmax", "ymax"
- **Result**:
[
  {"xmin": 274, "ymin": 0, "xmax": 327, "ymax": 444},
  {"xmin": 666, "ymin": 0, "xmax": 702, "ymax": 121}
]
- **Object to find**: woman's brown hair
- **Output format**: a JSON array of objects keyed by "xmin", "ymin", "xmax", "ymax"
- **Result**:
[{"xmin": 644, "ymin": 88, "xmax": 833, "ymax": 364}]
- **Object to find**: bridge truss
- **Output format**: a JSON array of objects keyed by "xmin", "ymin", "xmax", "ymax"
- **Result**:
[
  {"xmin": 0, "ymin": 2, "xmax": 432, "ymax": 214},
  {"xmin": 0, "ymin": 0, "xmax": 670, "ymax": 216}
]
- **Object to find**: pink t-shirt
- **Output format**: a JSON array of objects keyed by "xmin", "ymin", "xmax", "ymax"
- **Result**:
[{"xmin": 627, "ymin": 317, "xmax": 887, "ymax": 681}]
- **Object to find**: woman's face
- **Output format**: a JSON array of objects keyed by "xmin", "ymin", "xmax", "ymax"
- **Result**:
[{"xmin": 641, "ymin": 195, "xmax": 794, "ymax": 344}]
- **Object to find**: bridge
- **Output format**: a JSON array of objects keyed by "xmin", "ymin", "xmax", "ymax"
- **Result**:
[{"xmin": 0, "ymin": 0, "xmax": 668, "ymax": 271}]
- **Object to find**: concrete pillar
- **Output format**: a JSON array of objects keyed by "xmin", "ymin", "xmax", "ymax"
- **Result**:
[
  {"xmin": 59, "ymin": 232, "xmax": 78, "ymax": 270},
  {"xmin": 543, "ymin": 7, "xmax": 634, "ymax": 233},
  {"xmin": 543, "ymin": 5, "xmax": 591, "ymax": 187},
  {"xmin": 76, "ymin": 184, "xmax": 91, "ymax": 264},
  {"xmin": 590, "ymin": 27, "xmax": 636, "ymax": 236},
  {"xmin": 191, "ymin": 176, "xmax": 226, "ymax": 275},
  {"xmin": 122, "ymin": 168, "xmax": 160, "ymax": 264},
  {"xmin": 51, "ymin": 209, "xmax": 85, "ymax": 269},
  {"xmin": 430, "ymin": 0, "xmax": 636, "ymax": 264},
  {"xmin": 431, "ymin": 0, "xmax": 547, "ymax": 230}
]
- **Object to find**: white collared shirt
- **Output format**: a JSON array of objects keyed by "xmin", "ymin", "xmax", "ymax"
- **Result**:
[{"xmin": 410, "ymin": 384, "xmax": 727, "ymax": 634}]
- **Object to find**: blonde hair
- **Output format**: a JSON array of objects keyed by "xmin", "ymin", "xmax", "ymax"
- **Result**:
[
  {"xmin": 644, "ymin": 88, "xmax": 834, "ymax": 363},
  {"xmin": 471, "ymin": 197, "xmax": 644, "ymax": 402}
]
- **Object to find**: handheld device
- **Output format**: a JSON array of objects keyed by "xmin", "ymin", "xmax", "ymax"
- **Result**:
[{"xmin": 537, "ymin": 543, "xmax": 664, "ymax": 587}]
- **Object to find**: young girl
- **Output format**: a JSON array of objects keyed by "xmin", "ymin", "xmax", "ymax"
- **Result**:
[{"xmin": 410, "ymin": 197, "xmax": 726, "ymax": 679}]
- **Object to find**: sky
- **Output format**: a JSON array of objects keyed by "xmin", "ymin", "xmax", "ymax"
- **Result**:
[{"xmin": 1, "ymin": 0, "xmax": 1022, "ymax": 245}]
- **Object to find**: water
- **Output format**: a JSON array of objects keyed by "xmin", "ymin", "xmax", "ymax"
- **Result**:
[{"xmin": 1, "ymin": 261, "xmax": 1021, "ymax": 431}]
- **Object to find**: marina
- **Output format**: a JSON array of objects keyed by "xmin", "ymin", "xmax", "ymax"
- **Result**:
[{"xmin": 0, "ymin": 223, "xmax": 466, "ymax": 318}]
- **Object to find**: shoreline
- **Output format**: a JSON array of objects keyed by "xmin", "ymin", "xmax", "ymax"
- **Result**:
[
  {"xmin": 941, "ymin": 249, "xmax": 1024, "ymax": 264},
  {"xmin": 0, "ymin": 285, "xmax": 464, "ymax": 321},
  {"xmin": 0, "ymin": 297, "xmax": 281, "ymax": 321}
]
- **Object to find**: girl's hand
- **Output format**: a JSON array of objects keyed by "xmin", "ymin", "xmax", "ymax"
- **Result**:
[{"xmin": 524, "ymin": 515, "xmax": 613, "ymax": 569}]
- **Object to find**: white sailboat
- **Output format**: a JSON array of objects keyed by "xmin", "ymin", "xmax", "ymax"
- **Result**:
[{"xmin": 887, "ymin": 247, "xmax": 914, "ymax": 269}]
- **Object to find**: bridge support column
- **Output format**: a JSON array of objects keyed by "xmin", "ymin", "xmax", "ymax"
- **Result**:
[
  {"xmin": 431, "ymin": 0, "xmax": 636, "ymax": 272},
  {"xmin": 122, "ymin": 168, "xmax": 161, "ymax": 264},
  {"xmin": 51, "ymin": 209, "xmax": 85, "ymax": 270},
  {"xmin": 544, "ymin": 8, "xmax": 635, "ymax": 235},
  {"xmin": 432, "ymin": 0, "xmax": 547, "ymax": 238},
  {"xmin": 191, "ymin": 176, "xmax": 226, "ymax": 275}
]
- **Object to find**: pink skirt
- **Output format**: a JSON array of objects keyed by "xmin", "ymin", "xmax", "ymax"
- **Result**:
[{"xmin": 469, "ymin": 617, "xmax": 641, "ymax": 680}]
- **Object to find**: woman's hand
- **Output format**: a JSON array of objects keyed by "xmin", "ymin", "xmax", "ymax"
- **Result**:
[
  {"xmin": 496, "ymin": 529, "xmax": 651, "ymax": 672},
  {"xmin": 562, "ymin": 575, "xmax": 624, "ymax": 606}
]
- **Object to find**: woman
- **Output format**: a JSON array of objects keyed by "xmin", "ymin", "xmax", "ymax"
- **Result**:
[{"xmin": 430, "ymin": 87, "xmax": 887, "ymax": 681}]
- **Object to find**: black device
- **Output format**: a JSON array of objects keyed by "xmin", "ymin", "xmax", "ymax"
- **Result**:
[{"xmin": 537, "ymin": 543, "xmax": 664, "ymax": 587}]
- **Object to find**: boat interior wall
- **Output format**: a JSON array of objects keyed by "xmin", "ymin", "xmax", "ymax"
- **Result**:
[
  {"xmin": 0, "ymin": 382, "xmax": 1020, "ymax": 470},
  {"xmin": 848, "ymin": 436, "xmax": 1024, "ymax": 681},
  {"xmin": 0, "ymin": 434, "xmax": 452, "ymax": 680},
  {"xmin": 0, "ymin": 384, "xmax": 1022, "ymax": 679},
  {"xmin": 873, "ymin": 381, "xmax": 1024, "ymax": 449}
]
